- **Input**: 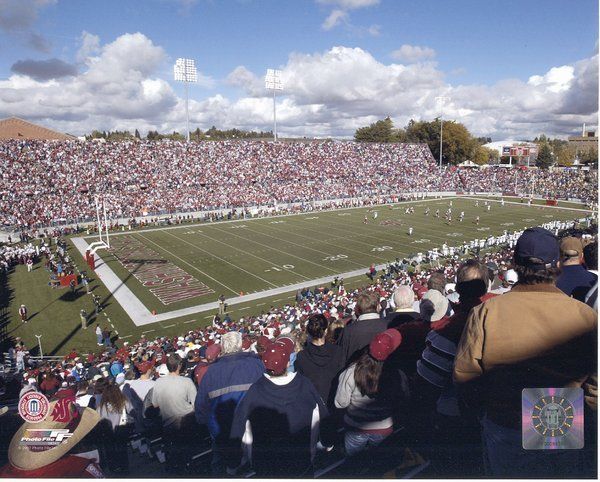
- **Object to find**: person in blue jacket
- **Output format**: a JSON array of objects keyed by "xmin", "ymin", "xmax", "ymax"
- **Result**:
[{"xmin": 194, "ymin": 331, "xmax": 264, "ymax": 475}]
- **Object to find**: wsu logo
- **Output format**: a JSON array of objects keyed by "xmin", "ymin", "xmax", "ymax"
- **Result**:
[{"xmin": 51, "ymin": 396, "xmax": 78, "ymax": 423}]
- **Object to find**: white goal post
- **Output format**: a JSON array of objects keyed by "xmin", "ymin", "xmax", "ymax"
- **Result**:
[{"xmin": 88, "ymin": 195, "xmax": 110, "ymax": 254}]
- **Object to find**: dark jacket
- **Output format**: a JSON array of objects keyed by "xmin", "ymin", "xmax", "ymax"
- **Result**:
[
  {"xmin": 556, "ymin": 264, "xmax": 597, "ymax": 302},
  {"xmin": 385, "ymin": 309, "xmax": 421, "ymax": 329},
  {"xmin": 337, "ymin": 313, "xmax": 388, "ymax": 366},
  {"xmin": 295, "ymin": 342, "xmax": 343, "ymax": 406},
  {"xmin": 195, "ymin": 351, "xmax": 264, "ymax": 443},
  {"xmin": 230, "ymin": 373, "xmax": 327, "ymax": 477}
]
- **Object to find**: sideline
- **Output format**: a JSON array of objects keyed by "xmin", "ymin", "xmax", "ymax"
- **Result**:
[{"xmin": 71, "ymin": 196, "xmax": 592, "ymax": 327}]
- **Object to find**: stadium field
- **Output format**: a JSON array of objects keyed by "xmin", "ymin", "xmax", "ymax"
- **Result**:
[
  {"xmin": 2, "ymin": 195, "xmax": 592, "ymax": 356},
  {"xmin": 79, "ymin": 196, "xmax": 591, "ymax": 317}
]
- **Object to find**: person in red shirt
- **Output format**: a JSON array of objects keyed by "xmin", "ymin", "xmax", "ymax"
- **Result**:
[
  {"xmin": 193, "ymin": 344, "xmax": 221, "ymax": 386},
  {"xmin": 39, "ymin": 372, "xmax": 60, "ymax": 397}
]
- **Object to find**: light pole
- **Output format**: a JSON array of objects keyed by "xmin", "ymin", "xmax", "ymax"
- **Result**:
[
  {"xmin": 35, "ymin": 334, "xmax": 43, "ymax": 358},
  {"xmin": 174, "ymin": 58, "xmax": 198, "ymax": 142},
  {"xmin": 435, "ymin": 96, "xmax": 450, "ymax": 168},
  {"xmin": 265, "ymin": 69, "xmax": 283, "ymax": 142}
]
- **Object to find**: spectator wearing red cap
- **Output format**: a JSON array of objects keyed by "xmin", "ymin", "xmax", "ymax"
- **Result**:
[
  {"xmin": 337, "ymin": 291, "xmax": 388, "ymax": 366},
  {"xmin": 193, "ymin": 343, "xmax": 221, "ymax": 387},
  {"xmin": 334, "ymin": 329, "xmax": 409, "ymax": 456},
  {"xmin": 228, "ymin": 339, "xmax": 329, "ymax": 477},
  {"xmin": 195, "ymin": 331, "xmax": 264, "ymax": 475}
]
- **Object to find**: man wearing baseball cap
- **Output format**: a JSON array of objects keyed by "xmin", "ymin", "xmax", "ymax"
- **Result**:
[
  {"xmin": 556, "ymin": 236, "xmax": 597, "ymax": 302},
  {"xmin": 228, "ymin": 337, "xmax": 328, "ymax": 477},
  {"xmin": 453, "ymin": 227, "xmax": 597, "ymax": 477}
]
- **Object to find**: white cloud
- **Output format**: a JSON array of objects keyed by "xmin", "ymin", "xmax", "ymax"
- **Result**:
[
  {"xmin": 226, "ymin": 66, "xmax": 263, "ymax": 96},
  {"xmin": 0, "ymin": 34, "xmax": 596, "ymax": 141},
  {"xmin": 317, "ymin": 0, "xmax": 379, "ymax": 9},
  {"xmin": 366, "ymin": 25, "xmax": 381, "ymax": 36},
  {"xmin": 322, "ymin": 9, "xmax": 348, "ymax": 30},
  {"xmin": 317, "ymin": 0, "xmax": 380, "ymax": 34},
  {"xmin": 0, "ymin": 32, "xmax": 177, "ymax": 128},
  {"xmin": 77, "ymin": 31, "xmax": 101, "ymax": 64},
  {"xmin": 528, "ymin": 65, "xmax": 574, "ymax": 93},
  {"xmin": 391, "ymin": 44, "xmax": 436, "ymax": 63}
]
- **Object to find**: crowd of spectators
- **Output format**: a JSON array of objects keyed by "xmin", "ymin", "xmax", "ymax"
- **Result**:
[
  {"xmin": 1, "ymin": 221, "xmax": 597, "ymax": 477},
  {"xmin": 0, "ymin": 139, "xmax": 596, "ymax": 228}
]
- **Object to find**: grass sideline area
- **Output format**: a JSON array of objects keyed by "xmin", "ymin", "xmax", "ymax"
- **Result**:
[{"xmin": 1, "ymin": 196, "xmax": 592, "ymax": 356}]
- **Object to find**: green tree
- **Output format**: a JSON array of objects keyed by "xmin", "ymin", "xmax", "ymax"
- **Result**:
[
  {"xmin": 354, "ymin": 117, "xmax": 395, "ymax": 143},
  {"xmin": 472, "ymin": 145, "xmax": 498, "ymax": 165},
  {"xmin": 536, "ymin": 142, "xmax": 555, "ymax": 169},
  {"xmin": 439, "ymin": 121, "xmax": 475, "ymax": 165},
  {"xmin": 134, "ymin": 129, "xmax": 141, "ymax": 139},
  {"xmin": 581, "ymin": 147, "xmax": 598, "ymax": 167},
  {"xmin": 556, "ymin": 144, "xmax": 577, "ymax": 166}
]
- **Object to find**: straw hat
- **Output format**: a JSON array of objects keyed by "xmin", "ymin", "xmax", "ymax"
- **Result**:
[{"xmin": 8, "ymin": 400, "xmax": 100, "ymax": 471}]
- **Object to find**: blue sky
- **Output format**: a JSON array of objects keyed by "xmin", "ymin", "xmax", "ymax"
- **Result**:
[{"xmin": 0, "ymin": 0, "xmax": 597, "ymax": 138}]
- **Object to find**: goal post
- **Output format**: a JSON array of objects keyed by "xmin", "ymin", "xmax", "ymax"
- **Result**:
[{"xmin": 86, "ymin": 196, "xmax": 110, "ymax": 270}]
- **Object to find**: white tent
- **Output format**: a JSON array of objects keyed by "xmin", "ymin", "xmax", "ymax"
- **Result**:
[{"xmin": 457, "ymin": 160, "xmax": 479, "ymax": 167}]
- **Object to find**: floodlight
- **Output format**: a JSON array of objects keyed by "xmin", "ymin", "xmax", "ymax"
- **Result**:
[
  {"xmin": 265, "ymin": 68, "xmax": 284, "ymax": 141},
  {"xmin": 435, "ymin": 96, "xmax": 451, "ymax": 168},
  {"xmin": 265, "ymin": 69, "xmax": 283, "ymax": 91},
  {"xmin": 174, "ymin": 58, "xmax": 198, "ymax": 141}
]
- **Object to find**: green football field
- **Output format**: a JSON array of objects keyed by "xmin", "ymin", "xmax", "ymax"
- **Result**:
[
  {"xmin": 89, "ymin": 196, "xmax": 591, "ymax": 314},
  {"xmin": 1, "ymin": 196, "xmax": 592, "ymax": 356}
]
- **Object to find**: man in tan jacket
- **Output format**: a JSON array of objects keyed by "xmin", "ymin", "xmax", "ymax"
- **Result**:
[{"xmin": 453, "ymin": 227, "xmax": 597, "ymax": 477}]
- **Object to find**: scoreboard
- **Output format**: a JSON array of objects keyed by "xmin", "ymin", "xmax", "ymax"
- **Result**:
[{"xmin": 502, "ymin": 145, "xmax": 537, "ymax": 157}]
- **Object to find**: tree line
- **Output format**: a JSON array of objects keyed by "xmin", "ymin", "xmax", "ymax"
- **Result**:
[
  {"xmin": 354, "ymin": 117, "xmax": 498, "ymax": 165},
  {"xmin": 87, "ymin": 126, "xmax": 273, "ymax": 142},
  {"xmin": 354, "ymin": 117, "xmax": 597, "ymax": 168}
]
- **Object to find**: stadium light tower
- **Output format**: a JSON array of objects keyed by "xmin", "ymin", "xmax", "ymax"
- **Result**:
[
  {"xmin": 265, "ymin": 69, "xmax": 283, "ymax": 141},
  {"xmin": 435, "ymin": 96, "xmax": 451, "ymax": 168},
  {"xmin": 174, "ymin": 58, "xmax": 198, "ymax": 142}
]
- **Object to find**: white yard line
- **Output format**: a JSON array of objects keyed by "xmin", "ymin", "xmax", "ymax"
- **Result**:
[
  {"xmin": 74, "ymin": 232, "xmax": 394, "ymax": 326},
  {"xmin": 163, "ymin": 230, "xmax": 280, "ymax": 288},
  {"xmin": 171, "ymin": 227, "xmax": 314, "ymax": 281},
  {"xmin": 463, "ymin": 195, "xmax": 593, "ymax": 212},
  {"xmin": 136, "ymin": 232, "xmax": 240, "ymax": 296},
  {"xmin": 210, "ymin": 224, "xmax": 348, "ymax": 274},
  {"xmin": 72, "ymin": 195, "xmax": 591, "ymax": 328},
  {"xmin": 83, "ymin": 195, "xmax": 454, "ymax": 239}
]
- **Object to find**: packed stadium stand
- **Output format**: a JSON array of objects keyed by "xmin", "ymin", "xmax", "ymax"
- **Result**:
[
  {"xmin": 0, "ymin": 136, "xmax": 597, "ymax": 478},
  {"xmin": 0, "ymin": 138, "xmax": 596, "ymax": 228}
]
